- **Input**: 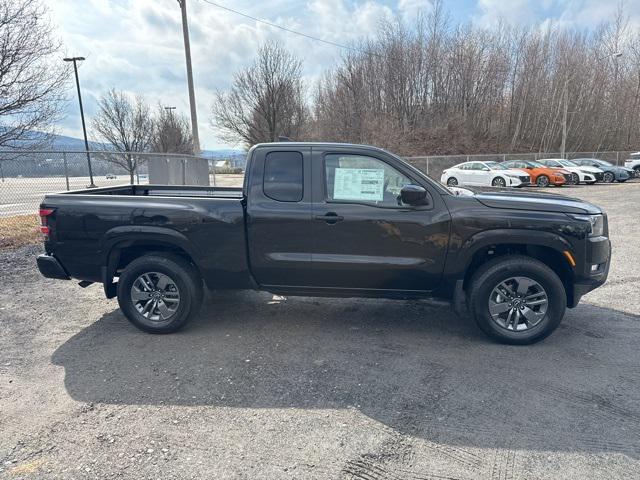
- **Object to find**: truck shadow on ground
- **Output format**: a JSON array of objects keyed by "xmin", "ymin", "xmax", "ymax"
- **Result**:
[{"xmin": 52, "ymin": 290, "xmax": 640, "ymax": 457}]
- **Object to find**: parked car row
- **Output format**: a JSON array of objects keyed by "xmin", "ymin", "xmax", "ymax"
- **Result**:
[{"xmin": 441, "ymin": 157, "xmax": 636, "ymax": 188}]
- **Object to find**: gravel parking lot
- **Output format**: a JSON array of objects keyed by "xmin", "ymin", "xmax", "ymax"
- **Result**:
[{"xmin": 1, "ymin": 181, "xmax": 639, "ymax": 479}]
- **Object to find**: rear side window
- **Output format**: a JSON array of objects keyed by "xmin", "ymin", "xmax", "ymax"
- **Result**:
[{"xmin": 263, "ymin": 151, "xmax": 303, "ymax": 202}]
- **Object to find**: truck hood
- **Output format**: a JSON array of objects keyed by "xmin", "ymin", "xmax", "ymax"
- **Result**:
[{"xmin": 448, "ymin": 186, "xmax": 601, "ymax": 214}]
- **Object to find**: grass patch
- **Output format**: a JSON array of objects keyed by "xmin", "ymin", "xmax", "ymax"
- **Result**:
[{"xmin": 0, "ymin": 214, "xmax": 41, "ymax": 250}]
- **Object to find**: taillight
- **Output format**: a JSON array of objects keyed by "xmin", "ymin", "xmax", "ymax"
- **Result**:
[{"xmin": 39, "ymin": 208, "xmax": 54, "ymax": 238}]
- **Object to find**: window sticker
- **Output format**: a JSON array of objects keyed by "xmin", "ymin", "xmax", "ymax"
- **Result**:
[{"xmin": 333, "ymin": 168, "xmax": 384, "ymax": 201}]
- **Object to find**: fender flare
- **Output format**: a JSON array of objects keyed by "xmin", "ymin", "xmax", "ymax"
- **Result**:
[
  {"xmin": 451, "ymin": 228, "xmax": 574, "ymax": 276},
  {"xmin": 99, "ymin": 226, "xmax": 202, "ymax": 289}
]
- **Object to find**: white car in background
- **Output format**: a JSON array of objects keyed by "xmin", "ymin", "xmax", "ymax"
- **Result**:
[
  {"xmin": 624, "ymin": 152, "xmax": 640, "ymax": 177},
  {"xmin": 441, "ymin": 161, "xmax": 531, "ymax": 188},
  {"xmin": 538, "ymin": 158, "xmax": 600, "ymax": 184}
]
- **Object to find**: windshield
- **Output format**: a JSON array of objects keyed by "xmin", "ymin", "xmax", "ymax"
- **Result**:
[
  {"xmin": 558, "ymin": 160, "xmax": 577, "ymax": 167},
  {"xmin": 485, "ymin": 161, "xmax": 508, "ymax": 170},
  {"xmin": 527, "ymin": 161, "xmax": 545, "ymax": 167}
]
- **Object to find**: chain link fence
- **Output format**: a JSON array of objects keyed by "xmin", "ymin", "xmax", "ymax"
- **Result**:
[
  {"xmin": 0, "ymin": 150, "xmax": 219, "ymax": 247},
  {"xmin": 0, "ymin": 148, "xmax": 636, "ymax": 248}
]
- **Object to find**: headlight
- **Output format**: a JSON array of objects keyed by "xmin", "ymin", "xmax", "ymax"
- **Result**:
[{"xmin": 568, "ymin": 214, "xmax": 605, "ymax": 237}]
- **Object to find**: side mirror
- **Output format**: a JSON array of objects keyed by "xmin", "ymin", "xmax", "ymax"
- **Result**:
[
  {"xmin": 482, "ymin": 167, "xmax": 490, "ymax": 171},
  {"xmin": 400, "ymin": 185, "xmax": 430, "ymax": 206}
]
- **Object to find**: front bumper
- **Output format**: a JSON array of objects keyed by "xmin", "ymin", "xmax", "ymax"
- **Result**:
[
  {"xmin": 37, "ymin": 254, "xmax": 70, "ymax": 280},
  {"xmin": 581, "ymin": 173, "xmax": 595, "ymax": 183},
  {"xmin": 508, "ymin": 175, "xmax": 530, "ymax": 187},
  {"xmin": 615, "ymin": 171, "xmax": 630, "ymax": 181},
  {"xmin": 570, "ymin": 236, "xmax": 611, "ymax": 307}
]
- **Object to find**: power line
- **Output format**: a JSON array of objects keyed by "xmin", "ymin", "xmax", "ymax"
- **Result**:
[{"xmin": 198, "ymin": 0, "xmax": 378, "ymax": 56}]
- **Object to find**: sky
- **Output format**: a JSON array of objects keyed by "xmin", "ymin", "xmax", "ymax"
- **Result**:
[{"xmin": 46, "ymin": 0, "xmax": 640, "ymax": 150}]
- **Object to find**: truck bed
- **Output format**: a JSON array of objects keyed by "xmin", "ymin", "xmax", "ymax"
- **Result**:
[
  {"xmin": 62, "ymin": 184, "xmax": 244, "ymax": 199},
  {"xmin": 40, "ymin": 183, "xmax": 250, "ymax": 290}
]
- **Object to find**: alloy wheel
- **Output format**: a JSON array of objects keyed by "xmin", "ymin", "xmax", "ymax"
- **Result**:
[
  {"xmin": 492, "ymin": 177, "xmax": 506, "ymax": 187},
  {"xmin": 131, "ymin": 272, "xmax": 181, "ymax": 322},
  {"xmin": 537, "ymin": 176, "xmax": 549, "ymax": 187},
  {"xmin": 447, "ymin": 178, "xmax": 458, "ymax": 186},
  {"xmin": 488, "ymin": 276, "xmax": 548, "ymax": 331},
  {"xmin": 604, "ymin": 172, "xmax": 615, "ymax": 183}
]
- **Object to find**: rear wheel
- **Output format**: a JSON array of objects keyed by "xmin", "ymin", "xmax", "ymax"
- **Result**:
[
  {"xmin": 536, "ymin": 175, "xmax": 550, "ymax": 187},
  {"xmin": 446, "ymin": 177, "xmax": 458, "ymax": 187},
  {"xmin": 117, "ymin": 253, "xmax": 203, "ymax": 333},
  {"xmin": 467, "ymin": 255, "xmax": 566, "ymax": 345},
  {"xmin": 603, "ymin": 171, "xmax": 615, "ymax": 183},
  {"xmin": 491, "ymin": 176, "xmax": 506, "ymax": 187},
  {"xmin": 634, "ymin": 166, "xmax": 640, "ymax": 178}
]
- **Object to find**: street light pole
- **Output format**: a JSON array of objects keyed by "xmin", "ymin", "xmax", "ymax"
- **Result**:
[
  {"xmin": 63, "ymin": 56, "xmax": 95, "ymax": 187},
  {"xmin": 177, "ymin": 0, "xmax": 200, "ymax": 153}
]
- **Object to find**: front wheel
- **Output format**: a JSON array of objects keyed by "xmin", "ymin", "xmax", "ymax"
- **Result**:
[
  {"xmin": 603, "ymin": 171, "xmax": 615, "ymax": 183},
  {"xmin": 536, "ymin": 175, "xmax": 550, "ymax": 187},
  {"xmin": 446, "ymin": 177, "xmax": 458, "ymax": 187},
  {"xmin": 569, "ymin": 173, "xmax": 579, "ymax": 185},
  {"xmin": 491, "ymin": 177, "xmax": 506, "ymax": 187},
  {"xmin": 117, "ymin": 253, "xmax": 203, "ymax": 333},
  {"xmin": 467, "ymin": 255, "xmax": 566, "ymax": 345}
]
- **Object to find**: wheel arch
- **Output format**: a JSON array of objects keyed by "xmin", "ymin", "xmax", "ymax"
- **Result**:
[
  {"xmin": 100, "ymin": 226, "xmax": 203, "ymax": 298},
  {"xmin": 491, "ymin": 175, "xmax": 506, "ymax": 186},
  {"xmin": 454, "ymin": 230, "xmax": 575, "ymax": 306}
]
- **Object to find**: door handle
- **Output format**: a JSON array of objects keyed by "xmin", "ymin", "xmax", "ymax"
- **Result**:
[{"xmin": 314, "ymin": 212, "xmax": 344, "ymax": 224}]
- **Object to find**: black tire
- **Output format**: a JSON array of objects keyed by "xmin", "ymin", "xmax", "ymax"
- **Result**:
[
  {"xmin": 447, "ymin": 177, "xmax": 458, "ymax": 187},
  {"xmin": 570, "ymin": 173, "xmax": 579, "ymax": 185},
  {"xmin": 634, "ymin": 167, "xmax": 640, "ymax": 178},
  {"xmin": 536, "ymin": 175, "xmax": 550, "ymax": 187},
  {"xmin": 467, "ymin": 255, "xmax": 566, "ymax": 345},
  {"xmin": 117, "ymin": 253, "xmax": 203, "ymax": 333},
  {"xmin": 603, "ymin": 171, "xmax": 615, "ymax": 183},
  {"xmin": 491, "ymin": 176, "xmax": 506, "ymax": 187}
]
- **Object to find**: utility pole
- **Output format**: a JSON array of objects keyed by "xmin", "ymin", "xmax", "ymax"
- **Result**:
[
  {"xmin": 64, "ymin": 56, "xmax": 96, "ymax": 187},
  {"xmin": 177, "ymin": 0, "xmax": 200, "ymax": 153}
]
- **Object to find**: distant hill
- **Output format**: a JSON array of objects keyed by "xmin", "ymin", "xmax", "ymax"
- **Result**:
[
  {"xmin": 1, "ymin": 131, "xmax": 245, "ymax": 165},
  {"xmin": 49, "ymin": 133, "xmax": 104, "ymax": 150}
]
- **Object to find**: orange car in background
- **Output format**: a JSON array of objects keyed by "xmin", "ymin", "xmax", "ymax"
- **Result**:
[{"xmin": 501, "ymin": 160, "xmax": 571, "ymax": 187}]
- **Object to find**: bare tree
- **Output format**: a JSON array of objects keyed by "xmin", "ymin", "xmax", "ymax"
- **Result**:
[
  {"xmin": 309, "ymin": 1, "xmax": 640, "ymax": 155},
  {"xmin": 151, "ymin": 105, "xmax": 193, "ymax": 154},
  {"xmin": 211, "ymin": 41, "xmax": 306, "ymax": 147},
  {"xmin": 0, "ymin": 0, "xmax": 69, "ymax": 148},
  {"xmin": 91, "ymin": 89, "xmax": 154, "ymax": 184}
]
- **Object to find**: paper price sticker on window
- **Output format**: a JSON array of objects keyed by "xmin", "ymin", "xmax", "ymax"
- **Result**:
[{"xmin": 333, "ymin": 168, "xmax": 384, "ymax": 201}]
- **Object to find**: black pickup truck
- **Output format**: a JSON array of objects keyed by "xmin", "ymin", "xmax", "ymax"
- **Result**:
[{"xmin": 37, "ymin": 142, "xmax": 611, "ymax": 344}]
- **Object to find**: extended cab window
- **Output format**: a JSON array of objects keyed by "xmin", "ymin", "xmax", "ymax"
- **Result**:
[
  {"xmin": 263, "ymin": 151, "xmax": 303, "ymax": 202},
  {"xmin": 324, "ymin": 154, "xmax": 411, "ymax": 207}
]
